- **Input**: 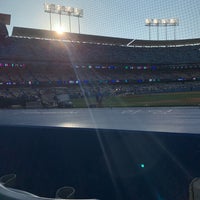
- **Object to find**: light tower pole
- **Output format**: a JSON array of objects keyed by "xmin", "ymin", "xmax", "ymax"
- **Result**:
[
  {"xmin": 65, "ymin": 7, "xmax": 74, "ymax": 32},
  {"xmin": 73, "ymin": 8, "xmax": 83, "ymax": 34}
]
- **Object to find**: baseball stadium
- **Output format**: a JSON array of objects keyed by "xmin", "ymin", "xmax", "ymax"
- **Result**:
[
  {"xmin": 0, "ymin": 1, "xmax": 200, "ymax": 200},
  {"xmin": 0, "ymin": 24, "xmax": 200, "ymax": 108}
]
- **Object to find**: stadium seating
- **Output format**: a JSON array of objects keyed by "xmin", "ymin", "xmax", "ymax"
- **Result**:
[{"xmin": 0, "ymin": 29, "xmax": 200, "ymax": 107}]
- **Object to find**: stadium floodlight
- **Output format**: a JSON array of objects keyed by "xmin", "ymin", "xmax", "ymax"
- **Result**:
[
  {"xmin": 73, "ymin": 8, "xmax": 83, "ymax": 17},
  {"xmin": 44, "ymin": 3, "xmax": 51, "ymax": 13},
  {"xmin": 153, "ymin": 19, "xmax": 160, "ymax": 25},
  {"xmin": 145, "ymin": 18, "xmax": 179, "ymax": 40},
  {"xmin": 50, "ymin": 4, "xmax": 56, "ymax": 12},
  {"xmin": 145, "ymin": 18, "xmax": 152, "ymax": 25},
  {"xmin": 60, "ymin": 6, "xmax": 66, "ymax": 14},
  {"xmin": 56, "ymin": 5, "xmax": 61, "ymax": 12},
  {"xmin": 169, "ymin": 18, "xmax": 179, "ymax": 26},
  {"xmin": 55, "ymin": 5, "xmax": 66, "ymax": 14},
  {"xmin": 161, "ymin": 18, "xmax": 168, "ymax": 25},
  {"xmin": 44, "ymin": 3, "xmax": 83, "ymax": 34},
  {"xmin": 65, "ymin": 6, "xmax": 74, "ymax": 14},
  {"xmin": 169, "ymin": 18, "xmax": 175, "ymax": 24}
]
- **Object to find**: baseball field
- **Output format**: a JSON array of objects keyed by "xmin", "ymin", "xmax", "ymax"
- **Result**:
[{"xmin": 71, "ymin": 91, "xmax": 200, "ymax": 108}]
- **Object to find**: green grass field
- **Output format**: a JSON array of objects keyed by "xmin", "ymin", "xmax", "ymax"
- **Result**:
[{"xmin": 71, "ymin": 91, "xmax": 200, "ymax": 108}]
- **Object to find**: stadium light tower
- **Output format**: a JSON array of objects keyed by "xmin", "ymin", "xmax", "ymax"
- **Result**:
[
  {"xmin": 44, "ymin": 2, "xmax": 84, "ymax": 34},
  {"xmin": 145, "ymin": 18, "xmax": 179, "ymax": 40}
]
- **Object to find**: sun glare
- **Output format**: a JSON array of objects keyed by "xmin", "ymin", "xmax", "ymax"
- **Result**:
[{"xmin": 55, "ymin": 25, "xmax": 64, "ymax": 35}]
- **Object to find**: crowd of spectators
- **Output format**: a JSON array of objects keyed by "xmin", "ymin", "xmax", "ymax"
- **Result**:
[
  {"xmin": 0, "ymin": 35, "xmax": 200, "ymax": 107},
  {"xmin": 0, "ymin": 64, "xmax": 200, "ymax": 108},
  {"xmin": 1, "ymin": 36, "xmax": 200, "ymax": 65}
]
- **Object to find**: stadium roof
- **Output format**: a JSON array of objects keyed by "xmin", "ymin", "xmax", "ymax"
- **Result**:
[
  {"xmin": 128, "ymin": 38, "xmax": 200, "ymax": 47},
  {"xmin": 12, "ymin": 27, "xmax": 132, "ymax": 46},
  {"xmin": 11, "ymin": 27, "xmax": 200, "ymax": 47}
]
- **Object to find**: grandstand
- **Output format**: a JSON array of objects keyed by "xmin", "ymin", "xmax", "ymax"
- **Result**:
[{"xmin": 0, "ymin": 26, "xmax": 200, "ymax": 108}]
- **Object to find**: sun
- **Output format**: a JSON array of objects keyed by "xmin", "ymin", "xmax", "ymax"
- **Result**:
[{"xmin": 55, "ymin": 25, "xmax": 64, "ymax": 35}]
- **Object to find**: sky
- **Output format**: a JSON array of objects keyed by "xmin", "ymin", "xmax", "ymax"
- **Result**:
[{"xmin": 0, "ymin": 0, "xmax": 200, "ymax": 40}]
